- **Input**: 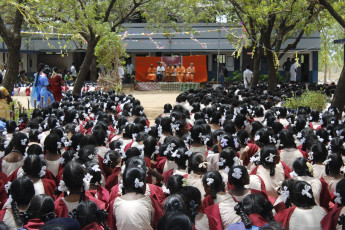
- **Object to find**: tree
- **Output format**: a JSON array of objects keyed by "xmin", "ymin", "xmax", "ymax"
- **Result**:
[
  {"xmin": 0, "ymin": 0, "xmax": 38, "ymax": 93},
  {"xmin": 317, "ymin": 0, "xmax": 345, "ymax": 117},
  {"xmin": 228, "ymin": 0, "xmax": 320, "ymax": 91}
]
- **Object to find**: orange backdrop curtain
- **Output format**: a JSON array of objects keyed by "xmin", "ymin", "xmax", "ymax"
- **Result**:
[{"xmin": 135, "ymin": 55, "xmax": 207, "ymax": 82}]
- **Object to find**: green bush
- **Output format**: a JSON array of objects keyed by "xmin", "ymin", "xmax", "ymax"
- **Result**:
[
  {"xmin": 259, "ymin": 74, "xmax": 268, "ymax": 81},
  {"xmin": 283, "ymin": 90, "xmax": 328, "ymax": 112},
  {"xmin": 232, "ymin": 70, "xmax": 243, "ymax": 82}
]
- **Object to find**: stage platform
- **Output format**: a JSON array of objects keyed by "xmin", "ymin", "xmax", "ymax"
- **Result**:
[{"xmin": 136, "ymin": 82, "xmax": 200, "ymax": 91}]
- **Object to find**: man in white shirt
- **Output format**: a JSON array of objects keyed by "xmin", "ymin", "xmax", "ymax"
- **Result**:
[
  {"xmin": 243, "ymin": 64, "xmax": 253, "ymax": 89},
  {"xmin": 70, "ymin": 63, "xmax": 77, "ymax": 81},
  {"xmin": 290, "ymin": 58, "xmax": 297, "ymax": 82},
  {"xmin": 156, "ymin": 62, "xmax": 165, "ymax": 82},
  {"xmin": 118, "ymin": 66, "xmax": 125, "ymax": 83}
]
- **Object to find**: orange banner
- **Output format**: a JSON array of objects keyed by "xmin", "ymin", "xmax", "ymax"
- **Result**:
[{"xmin": 135, "ymin": 55, "xmax": 207, "ymax": 82}]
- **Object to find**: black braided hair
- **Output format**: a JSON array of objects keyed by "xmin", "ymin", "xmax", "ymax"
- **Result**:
[{"xmin": 234, "ymin": 201, "xmax": 252, "ymax": 228}]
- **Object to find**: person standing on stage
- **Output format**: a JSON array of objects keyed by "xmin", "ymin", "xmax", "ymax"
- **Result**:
[
  {"xmin": 176, "ymin": 63, "xmax": 186, "ymax": 82},
  {"xmin": 186, "ymin": 62, "xmax": 195, "ymax": 82},
  {"xmin": 243, "ymin": 64, "xmax": 253, "ymax": 89},
  {"xmin": 156, "ymin": 62, "xmax": 165, "ymax": 82},
  {"xmin": 147, "ymin": 64, "xmax": 157, "ymax": 81}
]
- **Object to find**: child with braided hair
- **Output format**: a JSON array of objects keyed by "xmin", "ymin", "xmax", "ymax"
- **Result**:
[
  {"xmin": 0, "ymin": 177, "xmax": 35, "ymax": 229},
  {"xmin": 22, "ymin": 195, "xmax": 55, "ymax": 229},
  {"xmin": 290, "ymin": 157, "xmax": 331, "ymax": 210},
  {"xmin": 321, "ymin": 178, "xmax": 345, "ymax": 229},
  {"xmin": 202, "ymin": 170, "xmax": 241, "ymax": 229},
  {"xmin": 322, "ymin": 153, "xmax": 344, "ymax": 193},
  {"xmin": 275, "ymin": 180, "xmax": 327, "ymax": 230},
  {"xmin": 227, "ymin": 193, "xmax": 276, "ymax": 230}
]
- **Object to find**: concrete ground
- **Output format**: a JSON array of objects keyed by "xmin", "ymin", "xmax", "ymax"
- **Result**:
[{"xmin": 14, "ymin": 90, "xmax": 181, "ymax": 124}]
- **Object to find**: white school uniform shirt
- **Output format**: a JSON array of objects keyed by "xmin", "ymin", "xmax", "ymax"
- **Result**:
[
  {"xmin": 70, "ymin": 65, "xmax": 77, "ymax": 77},
  {"xmin": 114, "ymin": 196, "xmax": 154, "ymax": 230},
  {"xmin": 289, "ymin": 205, "xmax": 326, "ymax": 230},
  {"xmin": 243, "ymin": 69, "xmax": 253, "ymax": 88}
]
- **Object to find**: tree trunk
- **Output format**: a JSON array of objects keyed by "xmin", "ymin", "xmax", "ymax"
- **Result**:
[
  {"xmin": 90, "ymin": 54, "xmax": 98, "ymax": 82},
  {"xmin": 266, "ymin": 50, "xmax": 277, "ymax": 92},
  {"xmin": 331, "ymin": 65, "xmax": 345, "ymax": 118},
  {"xmin": 252, "ymin": 50, "xmax": 261, "ymax": 86},
  {"xmin": 328, "ymin": 64, "xmax": 332, "ymax": 82},
  {"xmin": 324, "ymin": 63, "xmax": 327, "ymax": 84},
  {"xmin": 72, "ymin": 39, "xmax": 99, "ymax": 94},
  {"xmin": 3, "ymin": 37, "xmax": 21, "ymax": 94}
]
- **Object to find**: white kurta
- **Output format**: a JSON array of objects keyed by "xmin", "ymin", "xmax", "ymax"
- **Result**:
[
  {"xmin": 279, "ymin": 148, "xmax": 304, "ymax": 169},
  {"xmin": 289, "ymin": 206, "xmax": 327, "ymax": 230},
  {"xmin": 187, "ymin": 172, "xmax": 205, "ymax": 199},
  {"xmin": 255, "ymin": 163, "xmax": 285, "ymax": 198},
  {"xmin": 312, "ymin": 164, "xmax": 326, "ymax": 179},
  {"xmin": 33, "ymin": 179, "xmax": 45, "ymax": 195},
  {"xmin": 45, "ymin": 158, "xmax": 61, "ymax": 176},
  {"xmin": 113, "ymin": 196, "xmax": 154, "ymax": 230},
  {"xmin": 216, "ymin": 193, "xmax": 242, "ymax": 229},
  {"xmin": 2, "ymin": 159, "xmax": 24, "ymax": 177}
]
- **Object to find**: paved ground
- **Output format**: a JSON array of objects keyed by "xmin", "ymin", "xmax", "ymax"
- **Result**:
[{"xmin": 14, "ymin": 90, "xmax": 181, "ymax": 124}]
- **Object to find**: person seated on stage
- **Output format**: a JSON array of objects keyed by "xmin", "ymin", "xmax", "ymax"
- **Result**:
[
  {"xmin": 147, "ymin": 64, "xmax": 157, "ymax": 82},
  {"xmin": 165, "ymin": 63, "xmax": 176, "ymax": 82},
  {"xmin": 176, "ymin": 63, "xmax": 185, "ymax": 82},
  {"xmin": 156, "ymin": 62, "xmax": 165, "ymax": 82},
  {"xmin": 186, "ymin": 62, "xmax": 195, "ymax": 82}
]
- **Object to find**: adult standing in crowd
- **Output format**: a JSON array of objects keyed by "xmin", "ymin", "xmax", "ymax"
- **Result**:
[
  {"xmin": 49, "ymin": 67, "xmax": 64, "ymax": 102},
  {"xmin": 283, "ymin": 58, "xmax": 291, "ymax": 82},
  {"xmin": 118, "ymin": 66, "xmax": 125, "ymax": 83},
  {"xmin": 290, "ymin": 58, "xmax": 297, "ymax": 83},
  {"xmin": 70, "ymin": 63, "xmax": 77, "ymax": 82},
  {"xmin": 243, "ymin": 64, "xmax": 253, "ymax": 89}
]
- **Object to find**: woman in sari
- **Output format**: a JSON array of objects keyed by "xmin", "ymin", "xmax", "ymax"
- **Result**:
[
  {"xmin": 49, "ymin": 67, "xmax": 64, "ymax": 102},
  {"xmin": 38, "ymin": 66, "xmax": 55, "ymax": 108},
  {"xmin": 30, "ymin": 63, "xmax": 45, "ymax": 108}
]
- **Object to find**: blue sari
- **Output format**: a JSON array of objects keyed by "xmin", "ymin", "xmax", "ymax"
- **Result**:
[
  {"xmin": 30, "ymin": 72, "xmax": 42, "ymax": 107},
  {"xmin": 38, "ymin": 75, "xmax": 55, "ymax": 108}
]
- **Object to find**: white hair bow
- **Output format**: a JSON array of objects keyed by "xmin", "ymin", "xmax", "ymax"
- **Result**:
[
  {"xmin": 218, "ymin": 158, "xmax": 226, "ymax": 166},
  {"xmin": 4, "ymin": 181, "xmax": 11, "ymax": 193},
  {"xmin": 162, "ymin": 185, "xmax": 170, "ymax": 194},
  {"xmin": 83, "ymin": 173, "xmax": 93, "ymax": 191},
  {"xmin": 134, "ymin": 178, "xmax": 144, "ymax": 188},
  {"xmin": 171, "ymin": 150, "xmax": 180, "ymax": 158},
  {"xmin": 92, "ymin": 165, "xmax": 101, "ymax": 172},
  {"xmin": 265, "ymin": 153, "xmax": 275, "ymax": 163},
  {"xmin": 334, "ymin": 191, "xmax": 342, "ymax": 205},
  {"xmin": 39, "ymin": 166, "xmax": 46, "ymax": 178},
  {"xmin": 232, "ymin": 168, "xmax": 242, "ymax": 179},
  {"xmin": 301, "ymin": 185, "xmax": 312, "ymax": 198},
  {"xmin": 198, "ymin": 162, "xmax": 208, "ymax": 169},
  {"xmin": 254, "ymin": 135, "xmax": 260, "ymax": 142},
  {"xmin": 21, "ymin": 139, "xmax": 27, "ymax": 146},
  {"xmin": 289, "ymin": 171, "xmax": 298, "ymax": 178},
  {"xmin": 297, "ymin": 132, "xmax": 302, "ymax": 139},
  {"xmin": 206, "ymin": 178, "xmax": 214, "ymax": 186},
  {"xmin": 58, "ymin": 157, "xmax": 65, "ymax": 165},
  {"xmin": 220, "ymin": 137, "xmax": 228, "ymax": 147},
  {"xmin": 308, "ymin": 152, "xmax": 314, "ymax": 161},
  {"xmin": 281, "ymin": 186, "xmax": 290, "ymax": 203},
  {"xmin": 58, "ymin": 180, "xmax": 68, "ymax": 192}
]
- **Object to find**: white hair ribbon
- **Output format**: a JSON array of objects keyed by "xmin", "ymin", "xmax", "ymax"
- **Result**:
[
  {"xmin": 232, "ymin": 168, "xmax": 242, "ymax": 179},
  {"xmin": 301, "ymin": 185, "xmax": 312, "ymax": 198},
  {"xmin": 206, "ymin": 178, "xmax": 214, "ymax": 186},
  {"xmin": 134, "ymin": 178, "xmax": 144, "ymax": 188}
]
